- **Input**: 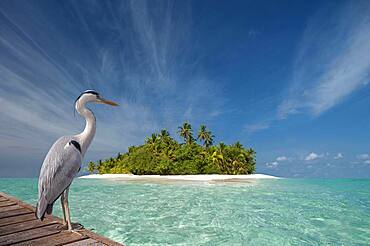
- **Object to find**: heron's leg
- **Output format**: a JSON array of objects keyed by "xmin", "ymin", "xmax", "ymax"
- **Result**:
[
  {"xmin": 64, "ymin": 187, "xmax": 73, "ymax": 231},
  {"xmin": 61, "ymin": 192, "xmax": 67, "ymax": 225}
]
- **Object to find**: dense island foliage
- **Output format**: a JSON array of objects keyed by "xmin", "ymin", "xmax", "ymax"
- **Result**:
[{"xmin": 87, "ymin": 123, "xmax": 256, "ymax": 175}]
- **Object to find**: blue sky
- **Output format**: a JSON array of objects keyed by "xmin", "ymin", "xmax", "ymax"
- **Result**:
[{"xmin": 0, "ymin": 0, "xmax": 369, "ymax": 178}]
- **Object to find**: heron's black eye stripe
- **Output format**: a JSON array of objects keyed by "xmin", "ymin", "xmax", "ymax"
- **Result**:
[
  {"xmin": 74, "ymin": 90, "xmax": 99, "ymax": 104},
  {"xmin": 69, "ymin": 140, "xmax": 81, "ymax": 153},
  {"xmin": 84, "ymin": 90, "xmax": 99, "ymax": 96}
]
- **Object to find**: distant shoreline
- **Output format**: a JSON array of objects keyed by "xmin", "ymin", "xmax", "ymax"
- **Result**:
[{"xmin": 79, "ymin": 173, "xmax": 280, "ymax": 182}]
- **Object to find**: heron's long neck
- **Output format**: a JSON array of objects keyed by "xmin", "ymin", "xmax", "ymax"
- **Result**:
[{"xmin": 75, "ymin": 103, "xmax": 96, "ymax": 156}]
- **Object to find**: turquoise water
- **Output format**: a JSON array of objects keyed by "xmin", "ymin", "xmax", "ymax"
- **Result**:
[{"xmin": 0, "ymin": 178, "xmax": 369, "ymax": 245}]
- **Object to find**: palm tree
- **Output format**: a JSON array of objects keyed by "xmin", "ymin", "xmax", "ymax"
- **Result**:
[
  {"xmin": 146, "ymin": 133, "xmax": 158, "ymax": 145},
  {"xmin": 146, "ymin": 133, "xmax": 160, "ymax": 154},
  {"xmin": 159, "ymin": 129, "xmax": 170, "ymax": 141},
  {"xmin": 233, "ymin": 141, "xmax": 243, "ymax": 149},
  {"xmin": 197, "ymin": 125, "xmax": 214, "ymax": 148},
  {"xmin": 204, "ymin": 131, "xmax": 214, "ymax": 148},
  {"xmin": 87, "ymin": 161, "xmax": 95, "ymax": 174},
  {"xmin": 97, "ymin": 159, "xmax": 102, "ymax": 174},
  {"xmin": 218, "ymin": 142, "xmax": 227, "ymax": 154},
  {"xmin": 178, "ymin": 122, "xmax": 194, "ymax": 144},
  {"xmin": 197, "ymin": 125, "xmax": 207, "ymax": 145},
  {"xmin": 211, "ymin": 150, "xmax": 224, "ymax": 172}
]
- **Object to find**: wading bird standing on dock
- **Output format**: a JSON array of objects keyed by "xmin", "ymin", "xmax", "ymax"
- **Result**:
[{"xmin": 36, "ymin": 90, "xmax": 118, "ymax": 230}]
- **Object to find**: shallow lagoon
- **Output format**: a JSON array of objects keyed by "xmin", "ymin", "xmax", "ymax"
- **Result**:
[{"xmin": 1, "ymin": 178, "xmax": 369, "ymax": 245}]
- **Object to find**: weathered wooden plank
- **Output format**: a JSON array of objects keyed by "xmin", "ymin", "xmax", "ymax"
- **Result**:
[
  {"xmin": 13, "ymin": 230, "xmax": 88, "ymax": 246},
  {"xmin": 0, "ymin": 201, "xmax": 17, "ymax": 208},
  {"xmin": 64, "ymin": 238, "xmax": 102, "ymax": 246},
  {"xmin": 0, "ymin": 192, "xmax": 124, "ymax": 246},
  {"xmin": 0, "ymin": 219, "xmax": 58, "ymax": 236},
  {"xmin": 0, "ymin": 213, "xmax": 37, "ymax": 227},
  {"xmin": 0, "ymin": 209, "xmax": 33, "ymax": 219},
  {"xmin": 0, "ymin": 193, "xmax": 35, "ymax": 212},
  {"xmin": 0, "ymin": 205, "xmax": 21, "ymax": 212},
  {"xmin": 0, "ymin": 223, "xmax": 61, "ymax": 245}
]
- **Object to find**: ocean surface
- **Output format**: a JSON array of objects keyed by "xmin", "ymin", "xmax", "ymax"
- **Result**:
[{"xmin": 0, "ymin": 178, "xmax": 369, "ymax": 245}]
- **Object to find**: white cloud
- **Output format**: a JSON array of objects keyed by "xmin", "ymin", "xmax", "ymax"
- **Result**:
[
  {"xmin": 356, "ymin": 154, "xmax": 370, "ymax": 164},
  {"xmin": 334, "ymin": 153, "xmax": 343, "ymax": 160},
  {"xmin": 266, "ymin": 156, "xmax": 289, "ymax": 169},
  {"xmin": 305, "ymin": 152, "xmax": 323, "ymax": 161},
  {"xmin": 276, "ymin": 156, "xmax": 288, "ymax": 161},
  {"xmin": 278, "ymin": 1, "xmax": 370, "ymax": 118},
  {"xmin": 266, "ymin": 161, "xmax": 279, "ymax": 168},
  {"xmin": 357, "ymin": 154, "xmax": 370, "ymax": 160}
]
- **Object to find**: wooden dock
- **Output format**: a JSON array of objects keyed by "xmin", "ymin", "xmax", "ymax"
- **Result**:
[{"xmin": 0, "ymin": 192, "xmax": 123, "ymax": 246}]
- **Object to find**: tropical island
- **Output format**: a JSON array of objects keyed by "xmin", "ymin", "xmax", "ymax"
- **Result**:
[{"xmin": 86, "ymin": 122, "xmax": 256, "ymax": 175}]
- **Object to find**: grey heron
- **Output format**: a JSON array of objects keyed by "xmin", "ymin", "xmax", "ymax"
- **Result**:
[{"xmin": 36, "ymin": 90, "xmax": 118, "ymax": 230}]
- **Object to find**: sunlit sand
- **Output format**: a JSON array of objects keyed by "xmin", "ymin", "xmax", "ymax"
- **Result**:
[{"xmin": 79, "ymin": 173, "xmax": 280, "ymax": 183}]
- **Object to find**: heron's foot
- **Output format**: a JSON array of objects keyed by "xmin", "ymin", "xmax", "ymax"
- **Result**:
[
  {"xmin": 57, "ymin": 224, "xmax": 68, "ymax": 230},
  {"xmin": 71, "ymin": 222, "xmax": 84, "ymax": 230},
  {"xmin": 59, "ymin": 222, "xmax": 84, "ymax": 231}
]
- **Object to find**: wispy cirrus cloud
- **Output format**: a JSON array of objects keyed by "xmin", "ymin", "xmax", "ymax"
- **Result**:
[
  {"xmin": 245, "ymin": 1, "xmax": 370, "ymax": 135},
  {"xmin": 0, "ymin": 0, "xmax": 223, "ymax": 176},
  {"xmin": 243, "ymin": 121, "xmax": 270, "ymax": 134},
  {"xmin": 276, "ymin": 156, "xmax": 288, "ymax": 162},
  {"xmin": 278, "ymin": 1, "xmax": 370, "ymax": 119}
]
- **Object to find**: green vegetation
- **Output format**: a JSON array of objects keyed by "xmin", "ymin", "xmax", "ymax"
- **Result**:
[{"xmin": 89, "ymin": 122, "xmax": 256, "ymax": 175}]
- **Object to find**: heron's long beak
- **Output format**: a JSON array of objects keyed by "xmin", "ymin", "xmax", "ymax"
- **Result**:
[{"xmin": 99, "ymin": 98, "xmax": 119, "ymax": 106}]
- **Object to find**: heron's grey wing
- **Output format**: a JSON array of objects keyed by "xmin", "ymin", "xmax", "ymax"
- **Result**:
[{"xmin": 36, "ymin": 136, "xmax": 82, "ymax": 219}]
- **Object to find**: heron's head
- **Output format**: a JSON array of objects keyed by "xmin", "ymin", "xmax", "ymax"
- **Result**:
[{"xmin": 75, "ymin": 90, "xmax": 119, "ymax": 109}]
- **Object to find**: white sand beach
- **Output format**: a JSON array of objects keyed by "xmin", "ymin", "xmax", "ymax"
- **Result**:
[{"xmin": 79, "ymin": 173, "xmax": 280, "ymax": 182}]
